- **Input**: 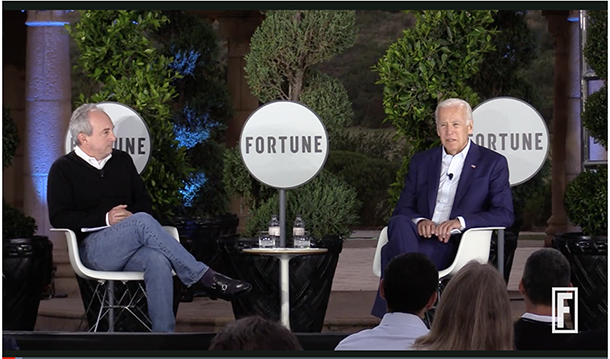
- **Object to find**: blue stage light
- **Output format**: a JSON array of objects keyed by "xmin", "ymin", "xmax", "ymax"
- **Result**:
[{"xmin": 180, "ymin": 171, "xmax": 207, "ymax": 207}]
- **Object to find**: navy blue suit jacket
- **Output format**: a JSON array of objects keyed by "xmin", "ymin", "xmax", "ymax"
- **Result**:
[{"xmin": 393, "ymin": 141, "xmax": 514, "ymax": 229}]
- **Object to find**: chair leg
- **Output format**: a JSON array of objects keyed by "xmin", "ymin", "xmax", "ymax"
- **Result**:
[
  {"xmin": 83, "ymin": 280, "xmax": 153, "ymax": 332},
  {"xmin": 79, "ymin": 281, "xmax": 101, "ymax": 331},
  {"xmin": 113, "ymin": 282, "xmax": 151, "ymax": 331},
  {"xmin": 91, "ymin": 282, "xmax": 110, "ymax": 332},
  {"xmin": 126, "ymin": 283, "xmax": 151, "ymax": 330},
  {"xmin": 108, "ymin": 281, "xmax": 115, "ymax": 332}
]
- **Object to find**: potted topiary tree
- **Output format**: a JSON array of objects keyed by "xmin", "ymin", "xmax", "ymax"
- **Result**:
[
  {"xmin": 553, "ymin": 9, "xmax": 607, "ymax": 332},
  {"xmin": 374, "ymin": 10, "xmax": 498, "ymax": 207},
  {"xmin": 222, "ymin": 10, "xmax": 360, "ymax": 332},
  {"xmin": 2, "ymin": 106, "xmax": 54, "ymax": 331}
]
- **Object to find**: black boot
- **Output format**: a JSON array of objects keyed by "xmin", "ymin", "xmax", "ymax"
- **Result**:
[{"xmin": 203, "ymin": 273, "xmax": 252, "ymax": 301}]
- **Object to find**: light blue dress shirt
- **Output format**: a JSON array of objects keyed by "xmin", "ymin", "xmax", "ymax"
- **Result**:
[{"xmin": 334, "ymin": 312, "xmax": 429, "ymax": 351}]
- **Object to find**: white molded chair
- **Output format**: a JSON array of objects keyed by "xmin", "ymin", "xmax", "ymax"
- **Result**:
[
  {"xmin": 372, "ymin": 226, "xmax": 505, "ymax": 281},
  {"xmin": 51, "ymin": 226, "xmax": 180, "ymax": 332},
  {"xmin": 372, "ymin": 227, "xmax": 388, "ymax": 278}
]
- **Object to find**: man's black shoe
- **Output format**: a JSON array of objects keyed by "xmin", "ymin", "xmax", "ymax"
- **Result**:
[{"xmin": 203, "ymin": 273, "xmax": 252, "ymax": 301}]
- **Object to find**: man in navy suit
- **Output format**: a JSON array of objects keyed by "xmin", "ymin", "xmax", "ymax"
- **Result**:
[{"xmin": 372, "ymin": 98, "xmax": 514, "ymax": 318}]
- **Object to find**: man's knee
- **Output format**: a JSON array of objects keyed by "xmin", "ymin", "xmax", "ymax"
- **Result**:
[
  {"xmin": 131, "ymin": 212, "xmax": 157, "ymax": 227},
  {"xmin": 388, "ymin": 215, "xmax": 418, "ymax": 241}
]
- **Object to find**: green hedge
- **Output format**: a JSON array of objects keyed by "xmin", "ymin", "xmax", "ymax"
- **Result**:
[
  {"xmin": 325, "ymin": 150, "xmax": 399, "ymax": 226},
  {"xmin": 243, "ymin": 171, "xmax": 359, "ymax": 239},
  {"xmin": 565, "ymin": 10, "xmax": 608, "ymax": 236},
  {"xmin": 373, "ymin": 10, "xmax": 497, "ymax": 207},
  {"xmin": 3, "ymin": 106, "xmax": 18, "ymax": 170},
  {"xmin": 2, "ymin": 107, "xmax": 37, "ymax": 239},
  {"xmin": 584, "ymin": 10, "xmax": 607, "ymax": 81},
  {"xmin": 3, "ymin": 200, "xmax": 37, "ymax": 239},
  {"xmin": 564, "ymin": 166, "xmax": 607, "ymax": 236},
  {"xmin": 582, "ymin": 86, "xmax": 607, "ymax": 149},
  {"xmin": 300, "ymin": 70, "xmax": 354, "ymax": 139}
]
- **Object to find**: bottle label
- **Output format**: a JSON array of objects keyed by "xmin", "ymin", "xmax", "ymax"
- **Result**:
[
  {"xmin": 293, "ymin": 236, "xmax": 310, "ymax": 248},
  {"xmin": 269, "ymin": 227, "xmax": 280, "ymax": 236},
  {"xmin": 293, "ymin": 227, "xmax": 305, "ymax": 236}
]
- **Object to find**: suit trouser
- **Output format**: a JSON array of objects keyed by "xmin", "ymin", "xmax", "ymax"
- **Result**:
[
  {"xmin": 371, "ymin": 214, "xmax": 459, "ymax": 318},
  {"xmin": 79, "ymin": 212, "xmax": 209, "ymax": 332}
]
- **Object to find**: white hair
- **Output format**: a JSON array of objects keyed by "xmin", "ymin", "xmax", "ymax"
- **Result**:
[{"xmin": 435, "ymin": 98, "xmax": 473, "ymax": 126}]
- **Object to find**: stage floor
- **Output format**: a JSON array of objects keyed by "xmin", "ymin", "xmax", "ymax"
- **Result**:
[{"xmin": 33, "ymin": 231, "xmax": 541, "ymax": 333}]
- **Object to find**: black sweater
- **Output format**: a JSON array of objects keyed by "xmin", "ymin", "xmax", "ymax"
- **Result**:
[{"xmin": 47, "ymin": 149, "xmax": 152, "ymax": 243}]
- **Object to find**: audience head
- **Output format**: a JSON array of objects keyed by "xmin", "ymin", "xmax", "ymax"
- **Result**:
[
  {"xmin": 208, "ymin": 316, "xmax": 302, "ymax": 351},
  {"xmin": 413, "ymin": 261, "xmax": 513, "ymax": 350},
  {"xmin": 382, "ymin": 252, "xmax": 438, "ymax": 316},
  {"xmin": 520, "ymin": 248, "xmax": 571, "ymax": 306},
  {"xmin": 435, "ymin": 98, "xmax": 474, "ymax": 155}
]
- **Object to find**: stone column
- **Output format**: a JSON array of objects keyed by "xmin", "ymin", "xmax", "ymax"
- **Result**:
[
  {"xmin": 216, "ymin": 14, "xmax": 263, "ymax": 148},
  {"xmin": 24, "ymin": 10, "xmax": 75, "ymax": 248},
  {"xmin": 565, "ymin": 10, "xmax": 584, "ymax": 231},
  {"xmin": 212, "ymin": 12, "xmax": 262, "ymax": 232},
  {"xmin": 543, "ymin": 11, "xmax": 572, "ymax": 246}
]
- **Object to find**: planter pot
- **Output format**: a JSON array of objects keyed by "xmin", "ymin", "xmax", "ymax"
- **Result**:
[
  {"xmin": 553, "ymin": 232, "xmax": 607, "ymax": 331},
  {"xmin": 3, "ymin": 236, "xmax": 53, "ymax": 330},
  {"xmin": 219, "ymin": 234, "xmax": 343, "ymax": 332},
  {"xmin": 172, "ymin": 214, "xmax": 239, "ymax": 301},
  {"xmin": 172, "ymin": 214, "xmax": 239, "ymax": 274}
]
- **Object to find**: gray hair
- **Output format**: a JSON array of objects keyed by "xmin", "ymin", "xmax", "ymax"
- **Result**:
[
  {"xmin": 522, "ymin": 248, "xmax": 571, "ymax": 306},
  {"xmin": 69, "ymin": 103, "xmax": 103, "ymax": 146},
  {"xmin": 435, "ymin": 98, "xmax": 473, "ymax": 126}
]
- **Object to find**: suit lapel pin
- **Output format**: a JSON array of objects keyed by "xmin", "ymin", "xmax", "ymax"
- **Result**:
[{"xmin": 471, "ymin": 165, "xmax": 476, "ymax": 168}]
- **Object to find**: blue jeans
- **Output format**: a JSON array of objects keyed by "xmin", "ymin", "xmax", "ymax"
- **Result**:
[{"xmin": 79, "ymin": 212, "xmax": 208, "ymax": 332}]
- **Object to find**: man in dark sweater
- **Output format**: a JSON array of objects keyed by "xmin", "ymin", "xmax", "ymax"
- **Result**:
[
  {"xmin": 514, "ymin": 248, "xmax": 573, "ymax": 350},
  {"xmin": 47, "ymin": 103, "xmax": 251, "ymax": 332}
]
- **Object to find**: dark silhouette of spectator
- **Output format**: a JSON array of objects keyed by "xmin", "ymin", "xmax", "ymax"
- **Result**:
[
  {"xmin": 515, "ymin": 248, "xmax": 574, "ymax": 350},
  {"xmin": 208, "ymin": 316, "xmax": 302, "ymax": 350},
  {"xmin": 335, "ymin": 253, "xmax": 438, "ymax": 350},
  {"xmin": 413, "ymin": 261, "xmax": 513, "ymax": 350}
]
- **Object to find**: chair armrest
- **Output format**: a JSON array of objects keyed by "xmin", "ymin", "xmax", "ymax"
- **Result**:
[{"xmin": 162, "ymin": 226, "xmax": 180, "ymax": 242}]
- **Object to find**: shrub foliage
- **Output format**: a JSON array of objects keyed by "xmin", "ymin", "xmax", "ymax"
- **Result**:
[
  {"xmin": 565, "ymin": 10, "xmax": 607, "ymax": 235},
  {"xmin": 229, "ymin": 10, "xmax": 361, "ymax": 235},
  {"xmin": 243, "ymin": 171, "xmax": 360, "ymax": 239},
  {"xmin": 153, "ymin": 10, "xmax": 234, "ymax": 217},
  {"xmin": 245, "ymin": 10, "xmax": 357, "ymax": 102},
  {"xmin": 2, "ymin": 106, "xmax": 37, "ymax": 239},
  {"xmin": 564, "ymin": 166, "xmax": 607, "ymax": 236},
  {"xmin": 374, "ymin": 10, "xmax": 497, "ymax": 206}
]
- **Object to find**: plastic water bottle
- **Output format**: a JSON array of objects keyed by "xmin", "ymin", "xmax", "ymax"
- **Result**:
[
  {"xmin": 264, "ymin": 214, "xmax": 280, "ymax": 248},
  {"xmin": 292, "ymin": 215, "xmax": 310, "ymax": 248}
]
